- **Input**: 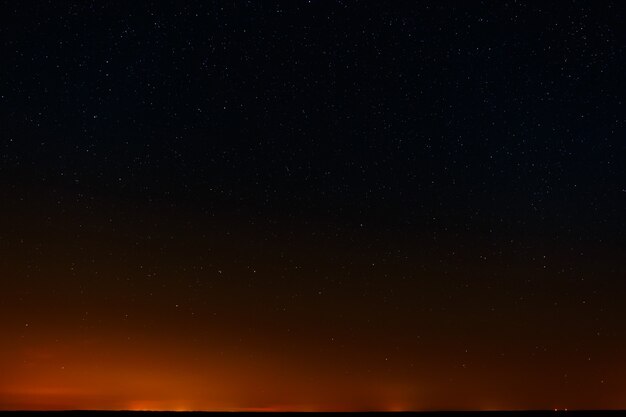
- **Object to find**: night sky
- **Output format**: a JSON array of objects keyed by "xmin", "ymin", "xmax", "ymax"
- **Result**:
[{"xmin": 1, "ymin": 0, "xmax": 625, "ymax": 411}]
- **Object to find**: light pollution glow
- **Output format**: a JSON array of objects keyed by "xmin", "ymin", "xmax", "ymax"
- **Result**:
[{"xmin": 1, "ymin": 328, "xmax": 626, "ymax": 411}]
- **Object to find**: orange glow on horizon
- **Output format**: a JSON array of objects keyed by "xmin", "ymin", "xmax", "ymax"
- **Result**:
[
  {"xmin": 1, "ymin": 206, "xmax": 625, "ymax": 412},
  {"xmin": 1, "ymin": 329, "xmax": 626, "ymax": 411}
]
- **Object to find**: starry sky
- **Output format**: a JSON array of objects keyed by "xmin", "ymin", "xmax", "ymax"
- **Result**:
[{"xmin": 1, "ymin": 0, "xmax": 625, "ymax": 412}]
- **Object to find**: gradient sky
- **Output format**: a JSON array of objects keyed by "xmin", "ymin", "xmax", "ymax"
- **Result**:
[{"xmin": 1, "ymin": 0, "xmax": 625, "ymax": 411}]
